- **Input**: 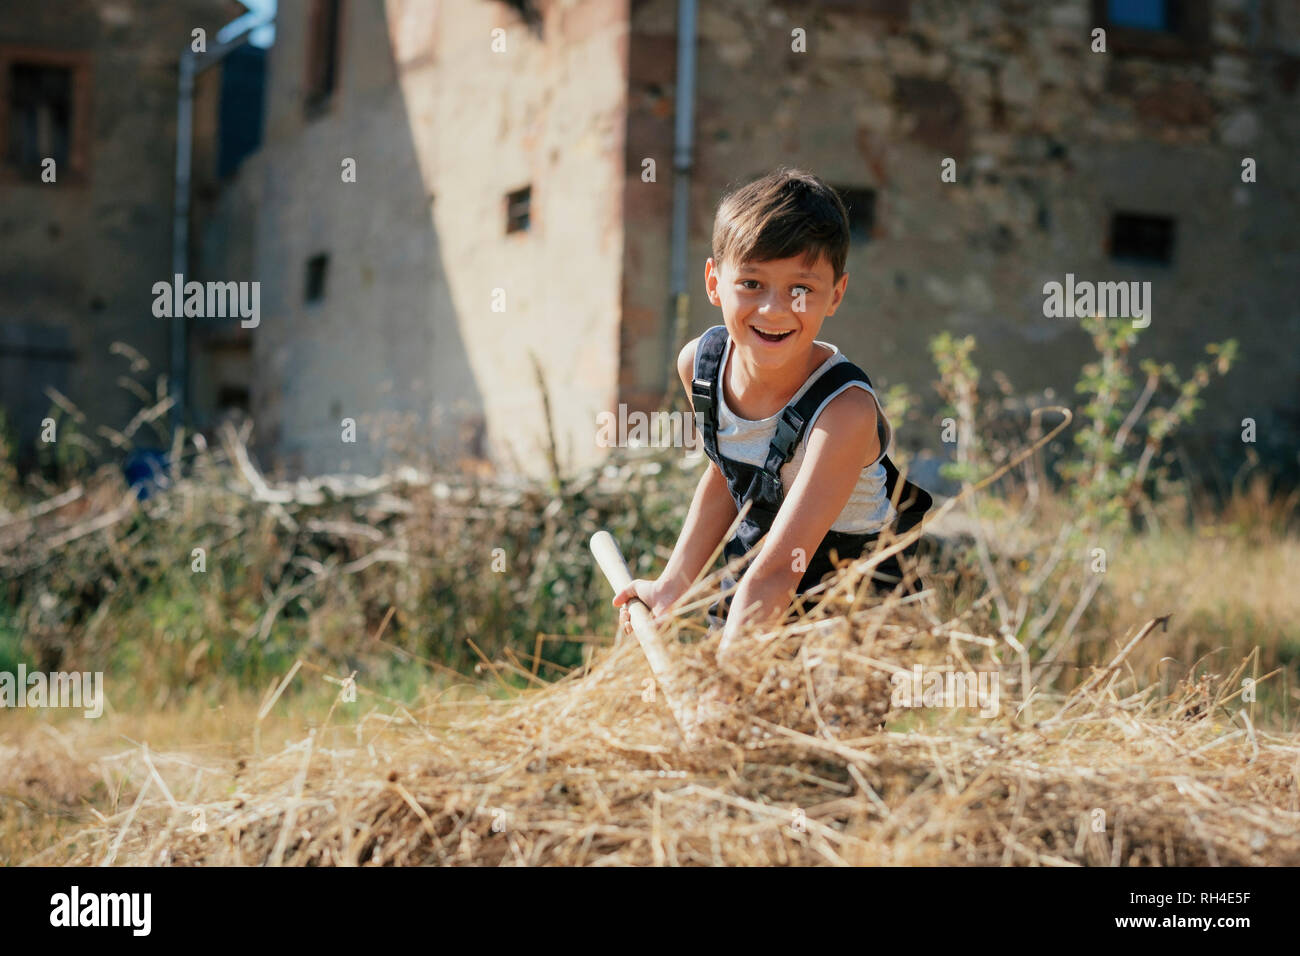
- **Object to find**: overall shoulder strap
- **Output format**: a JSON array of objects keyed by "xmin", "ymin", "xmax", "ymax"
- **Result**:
[
  {"xmin": 880, "ymin": 455, "xmax": 932, "ymax": 531},
  {"xmin": 761, "ymin": 360, "xmax": 934, "ymax": 528},
  {"xmin": 690, "ymin": 326, "xmax": 728, "ymax": 463},
  {"xmin": 761, "ymin": 361, "xmax": 873, "ymax": 474}
]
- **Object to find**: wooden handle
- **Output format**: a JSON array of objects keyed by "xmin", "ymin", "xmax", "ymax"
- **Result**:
[
  {"xmin": 589, "ymin": 530, "xmax": 694, "ymax": 744},
  {"xmin": 590, "ymin": 529, "xmax": 635, "ymax": 595},
  {"xmin": 590, "ymin": 530, "xmax": 667, "ymax": 673}
]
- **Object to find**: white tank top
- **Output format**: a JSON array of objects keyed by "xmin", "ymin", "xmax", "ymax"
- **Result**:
[{"xmin": 713, "ymin": 336, "xmax": 898, "ymax": 534}]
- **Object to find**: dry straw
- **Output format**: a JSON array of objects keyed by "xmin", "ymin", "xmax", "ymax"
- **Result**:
[
  {"xmin": 23, "ymin": 558, "xmax": 1300, "ymax": 867},
  {"xmin": 11, "ymin": 405, "xmax": 1300, "ymax": 866}
]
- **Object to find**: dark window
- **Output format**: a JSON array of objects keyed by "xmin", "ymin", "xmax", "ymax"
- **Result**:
[
  {"xmin": 217, "ymin": 44, "xmax": 266, "ymax": 178},
  {"xmin": 0, "ymin": 48, "xmax": 90, "ymax": 179},
  {"xmin": 8, "ymin": 62, "xmax": 72, "ymax": 169},
  {"xmin": 499, "ymin": 0, "xmax": 544, "ymax": 37},
  {"xmin": 1109, "ymin": 212, "xmax": 1175, "ymax": 265},
  {"xmin": 1106, "ymin": 0, "xmax": 1169, "ymax": 31},
  {"xmin": 1092, "ymin": 0, "xmax": 1210, "ymax": 57},
  {"xmin": 506, "ymin": 186, "xmax": 531, "ymax": 234},
  {"xmin": 304, "ymin": 0, "xmax": 342, "ymax": 116},
  {"xmin": 834, "ymin": 186, "xmax": 876, "ymax": 242},
  {"xmin": 216, "ymin": 385, "xmax": 250, "ymax": 412},
  {"xmin": 304, "ymin": 253, "xmax": 329, "ymax": 302}
]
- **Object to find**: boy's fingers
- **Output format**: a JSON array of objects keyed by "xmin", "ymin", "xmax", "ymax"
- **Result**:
[{"xmin": 613, "ymin": 580, "xmax": 650, "ymax": 607}]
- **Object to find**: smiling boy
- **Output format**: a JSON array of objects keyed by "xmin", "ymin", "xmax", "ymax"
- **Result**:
[{"xmin": 613, "ymin": 168, "xmax": 930, "ymax": 668}]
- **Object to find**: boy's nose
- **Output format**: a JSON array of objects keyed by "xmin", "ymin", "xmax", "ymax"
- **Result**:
[{"xmin": 759, "ymin": 293, "xmax": 791, "ymax": 317}]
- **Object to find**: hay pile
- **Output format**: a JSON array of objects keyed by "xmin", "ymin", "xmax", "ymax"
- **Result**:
[{"xmin": 26, "ymin": 569, "xmax": 1300, "ymax": 867}]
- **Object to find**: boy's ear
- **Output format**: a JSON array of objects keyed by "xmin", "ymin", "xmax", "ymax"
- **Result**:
[
  {"xmin": 825, "ymin": 270, "xmax": 849, "ymax": 316},
  {"xmin": 705, "ymin": 257, "xmax": 721, "ymax": 306}
]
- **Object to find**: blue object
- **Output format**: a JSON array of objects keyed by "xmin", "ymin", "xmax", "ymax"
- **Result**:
[
  {"xmin": 122, "ymin": 448, "xmax": 171, "ymax": 500},
  {"xmin": 1108, "ymin": 0, "xmax": 1169, "ymax": 31}
]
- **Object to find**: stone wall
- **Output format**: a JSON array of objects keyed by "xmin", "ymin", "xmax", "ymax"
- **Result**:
[
  {"xmin": 0, "ymin": 0, "xmax": 244, "ymax": 458},
  {"xmin": 4, "ymin": 0, "xmax": 1296, "ymax": 488},
  {"xmin": 246, "ymin": 0, "xmax": 629, "ymax": 477},
  {"xmin": 620, "ymin": 0, "xmax": 1300, "ymax": 483}
]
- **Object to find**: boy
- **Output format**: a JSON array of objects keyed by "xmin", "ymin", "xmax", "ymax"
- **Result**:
[{"xmin": 613, "ymin": 167, "xmax": 930, "ymax": 670}]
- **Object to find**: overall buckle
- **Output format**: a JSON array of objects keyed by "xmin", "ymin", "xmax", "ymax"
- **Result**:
[
  {"xmin": 691, "ymin": 378, "xmax": 714, "ymax": 419},
  {"xmin": 770, "ymin": 406, "xmax": 805, "ymax": 461}
]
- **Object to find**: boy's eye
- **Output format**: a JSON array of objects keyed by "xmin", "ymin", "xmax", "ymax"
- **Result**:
[{"xmin": 738, "ymin": 280, "xmax": 812, "ymax": 293}]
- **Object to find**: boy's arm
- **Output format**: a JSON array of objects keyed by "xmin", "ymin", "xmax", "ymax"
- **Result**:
[
  {"xmin": 612, "ymin": 339, "xmax": 737, "ymax": 616},
  {"xmin": 657, "ymin": 338, "xmax": 738, "ymax": 602},
  {"xmin": 719, "ymin": 388, "xmax": 880, "ymax": 658},
  {"xmin": 655, "ymin": 451, "xmax": 738, "ymax": 603}
]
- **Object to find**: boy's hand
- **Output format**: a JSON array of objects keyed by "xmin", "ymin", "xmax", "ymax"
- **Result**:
[{"xmin": 612, "ymin": 578, "xmax": 677, "ymax": 638}]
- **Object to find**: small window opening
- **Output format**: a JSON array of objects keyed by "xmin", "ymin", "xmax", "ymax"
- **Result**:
[
  {"xmin": 305, "ymin": 253, "xmax": 330, "ymax": 302},
  {"xmin": 1109, "ymin": 212, "xmax": 1175, "ymax": 265},
  {"xmin": 506, "ymin": 185, "xmax": 531, "ymax": 234},
  {"xmin": 834, "ymin": 186, "xmax": 877, "ymax": 243}
]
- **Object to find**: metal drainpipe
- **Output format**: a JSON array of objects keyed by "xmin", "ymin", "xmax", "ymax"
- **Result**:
[
  {"xmin": 664, "ymin": 0, "xmax": 697, "ymax": 400},
  {"xmin": 170, "ymin": 49, "xmax": 195, "ymax": 433},
  {"xmin": 169, "ymin": 17, "xmax": 274, "ymax": 433}
]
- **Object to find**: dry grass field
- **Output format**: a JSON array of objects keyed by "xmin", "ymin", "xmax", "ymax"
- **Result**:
[
  {"xmin": 3, "ymin": 328, "xmax": 1296, "ymax": 866},
  {"xmin": 3, "ymin": 492, "xmax": 1297, "ymax": 866}
]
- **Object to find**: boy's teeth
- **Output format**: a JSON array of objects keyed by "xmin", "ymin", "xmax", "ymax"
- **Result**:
[{"xmin": 755, "ymin": 329, "xmax": 792, "ymax": 341}]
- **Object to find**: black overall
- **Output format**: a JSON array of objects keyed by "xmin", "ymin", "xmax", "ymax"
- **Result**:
[{"xmin": 691, "ymin": 326, "xmax": 932, "ymax": 621}]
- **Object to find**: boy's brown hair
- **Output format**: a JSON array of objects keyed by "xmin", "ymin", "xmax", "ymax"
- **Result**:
[{"xmin": 711, "ymin": 167, "xmax": 851, "ymax": 282}]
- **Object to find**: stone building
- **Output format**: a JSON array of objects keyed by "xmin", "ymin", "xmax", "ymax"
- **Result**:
[
  {"xmin": 618, "ymin": 0, "xmax": 1300, "ymax": 486},
  {"xmin": 0, "ymin": 0, "xmax": 250, "ymax": 462},
  {"xmin": 5, "ymin": 0, "xmax": 1298, "ymax": 487},
  {"xmin": 233, "ymin": 0, "xmax": 628, "ymax": 476},
  {"xmin": 237, "ymin": 0, "xmax": 1298, "ymax": 484}
]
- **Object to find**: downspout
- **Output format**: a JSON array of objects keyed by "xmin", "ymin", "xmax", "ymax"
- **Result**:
[
  {"xmin": 170, "ymin": 49, "xmax": 195, "ymax": 432},
  {"xmin": 170, "ymin": 16, "xmax": 274, "ymax": 433},
  {"xmin": 663, "ymin": 0, "xmax": 697, "ymax": 399}
]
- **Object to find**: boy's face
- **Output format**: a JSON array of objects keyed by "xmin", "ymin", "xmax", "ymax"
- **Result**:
[{"xmin": 705, "ymin": 253, "xmax": 849, "ymax": 368}]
